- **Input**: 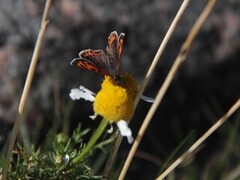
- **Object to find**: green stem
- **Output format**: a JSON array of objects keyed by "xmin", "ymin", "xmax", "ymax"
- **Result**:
[{"xmin": 72, "ymin": 119, "xmax": 108, "ymax": 164}]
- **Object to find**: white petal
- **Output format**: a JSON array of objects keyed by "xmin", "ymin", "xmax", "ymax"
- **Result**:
[
  {"xmin": 117, "ymin": 120, "xmax": 134, "ymax": 144},
  {"xmin": 141, "ymin": 95, "xmax": 155, "ymax": 103},
  {"xmin": 79, "ymin": 86, "xmax": 96, "ymax": 97},
  {"xmin": 126, "ymin": 136, "xmax": 134, "ymax": 144},
  {"xmin": 89, "ymin": 114, "xmax": 97, "ymax": 120},
  {"xmin": 107, "ymin": 123, "xmax": 114, "ymax": 134},
  {"xmin": 69, "ymin": 85, "xmax": 95, "ymax": 102}
]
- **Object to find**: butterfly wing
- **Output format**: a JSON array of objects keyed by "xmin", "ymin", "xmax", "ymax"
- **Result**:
[
  {"xmin": 71, "ymin": 31, "xmax": 125, "ymax": 79},
  {"xmin": 106, "ymin": 31, "xmax": 125, "ymax": 77},
  {"xmin": 117, "ymin": 32, "xmax": 125, "ymax": 60},
  {"xmin": 70, "ymin": 49, "xmax": 110, "ymax": 76}
]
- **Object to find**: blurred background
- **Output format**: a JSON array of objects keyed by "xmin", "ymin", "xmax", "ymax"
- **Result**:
[{"xmin": 0, "ymin": 0, "xmax": 239, "ymax": 179}]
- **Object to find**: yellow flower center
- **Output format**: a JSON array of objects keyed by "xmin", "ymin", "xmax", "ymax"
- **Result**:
[{"xmin": 93, "ymin": 73, "xmax": 138, "ymax": 122}]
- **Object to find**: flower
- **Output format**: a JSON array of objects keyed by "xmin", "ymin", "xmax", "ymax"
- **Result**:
[
  {"xmin": 69, "ymin": 73, "xmax": 138, "ymax": 143},
  {"xmin": 94, "ymin": 73, "xmax": 138, "ymax": 122}
]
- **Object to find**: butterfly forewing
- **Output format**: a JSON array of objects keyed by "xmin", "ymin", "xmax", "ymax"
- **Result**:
[{"xmin": 106, "ymin": 31, "xmax": 125, "ymax": 77}]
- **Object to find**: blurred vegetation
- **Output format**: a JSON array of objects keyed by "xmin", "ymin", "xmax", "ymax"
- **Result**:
[{"xmin": 0, "ymin": 123, "xmax": 106, "ymax": 179}]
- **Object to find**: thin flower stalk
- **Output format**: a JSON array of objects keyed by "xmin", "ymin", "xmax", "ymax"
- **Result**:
[{"xmin": 72, "ymin": 119, "xmax": 109, "ymax": 164}]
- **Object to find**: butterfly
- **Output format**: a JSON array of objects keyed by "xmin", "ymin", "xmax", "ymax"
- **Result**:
[{"xmin": 71, "ymin": 31, "xmax": 125, "ymax": 83}]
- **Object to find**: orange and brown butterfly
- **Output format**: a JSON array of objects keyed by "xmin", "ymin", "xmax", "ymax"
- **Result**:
[{"xmin": 71, "ymin": 31, "xmax": 125, "ymax": 83}]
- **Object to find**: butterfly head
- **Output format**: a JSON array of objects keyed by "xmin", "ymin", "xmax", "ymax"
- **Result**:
[{"xmin": 113, "ymin": 75, "xmax": 121, "ymax": 84}]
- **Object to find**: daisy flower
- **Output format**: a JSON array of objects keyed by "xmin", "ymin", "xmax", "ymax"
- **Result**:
[{"xmin": 70, "ymin": 73, "xmax": 138, "ymax": 144}]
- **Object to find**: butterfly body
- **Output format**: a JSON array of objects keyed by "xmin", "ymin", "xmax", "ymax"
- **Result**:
[{"xmin": 71, "ymin": 31, "xmax": 125, "ymax": 83}]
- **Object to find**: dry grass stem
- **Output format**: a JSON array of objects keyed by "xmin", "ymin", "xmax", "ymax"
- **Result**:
[
  {"xmin": 157, "ymin": 99, "xmax": 240, "ymax": 180},
  {"xmin": 134, "ymin": 0, "xmax": 189, "ymax": 108},
  {"xmin": 102, "ymin": 0, "xmax": 189, "ymax": 178},
  {"xmin": 18, "ymin": 0, "xmax": 52, "ymax": 114},
  {"xmin": 118, "ymin": 0, "xmax": 218, "ymax": 179},
  {"xmin": 2, "ymin": 1, "xmax": 52, "ymax": 180},
  {"xmin": 102, "ymin": 135, "xmax": 122, "ymax": 180},
  {"xmin": 222, "ymin": 164, "xmax": 240, "ymax": 180}
]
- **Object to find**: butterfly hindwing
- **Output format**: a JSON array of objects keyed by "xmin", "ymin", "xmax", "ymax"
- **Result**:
[
  {"xmin": 71, "ymin": 49, "xmax": 109, "ymax": 76},
  {"xmin": 117, "ymin": 33, "xmax": 125, "ymax": 60}
]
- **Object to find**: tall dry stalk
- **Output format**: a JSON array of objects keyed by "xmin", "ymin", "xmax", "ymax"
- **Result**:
[
  {"xmin": 102, "ymin": 1, "xmax": 190, "ymax": 178},
  {"xmin": 1, "ymin": 1, "xmax": 52, "ymax": 179},
  {"xmin": 157, "ymin": 99, "xmax": 240, "ymax": 179},
  {"xmin": 118, "ymin": 0, "xmax": 218, "ymax": 179}
]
